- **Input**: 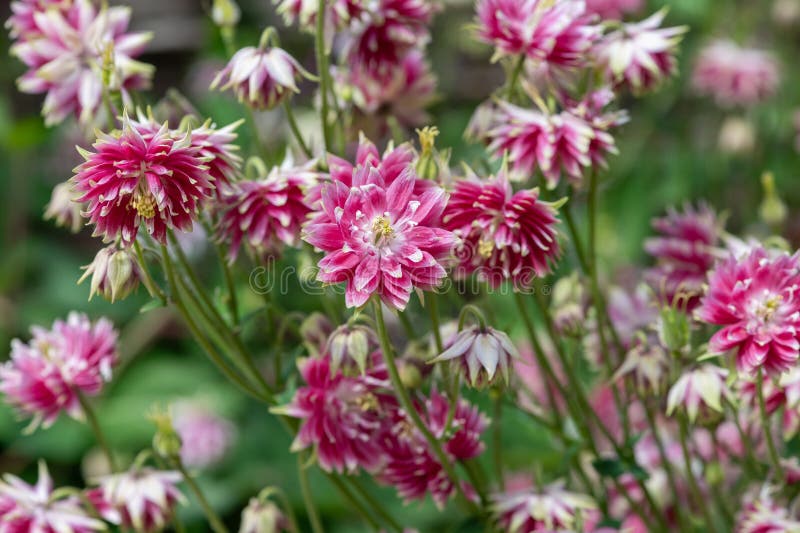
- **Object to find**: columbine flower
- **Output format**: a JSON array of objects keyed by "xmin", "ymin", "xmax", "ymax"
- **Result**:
[
  {"xmin": 190, "ymin": 120, "xmax": 243, "ymax": 190},
  {"xmin": 644, "ymin": 203, "xmax": 722, "ymax": 310},
  {"xmin": 172, "ymin": 402, "xmax": 236, "ymax": 469},
  {"xmin": 88, "ymin": 468, "xmax": 185, "ymax": 532},
  {"xmin": 72, "ymin": 116, "xmax": 214, "ymax": 246},
  {"xmin": 325, "ymin": 323, "xmax": 379, "ymax": 374},
  {"xmin": 217, "ymin": 159, "xmax": 316, "ymax": 262},
  {"xmin": 593, "ymin": 9, "xmax": 687, "ymax": 94},
  {"xmin": 274, "ymin": 356, "xmax": 394, "ymax": 473},
  {"xmin": 44, "ymin": 180, "xmax": 83, "ymax": 233},
  {"xmin": 240, "ymin": 498, "xmax": 288, "ymax": 533},
  {"xmin": 550, "ymin": 272, "xmax": 586, "ymax": 335},
  {"xmin": 211, "ymin": 45, "xmax": 312, "ymax": 110},
  {"xmin": 431, "ymin": 326, "xmax": 518, "ymax": 387},
  {"xmin": 10, "ymin": 0, "xmax": 153, "ymax": 126},
  {"xmin": 443, "ymin": 168, "xmax": 561, "ymax": 288},
  {"xmin": 78, "ymin": 245, "xmax": 141, "ymax": 302},
  {"xmin": 6, "ymin": 0, "xmax": 68, "ymax": 39},
  {"xmin": 692, "ymin": 40, "xmax": 781, "ymax": 107},
  {"xmin": 274, "ymin": 0, "xmax": 363, "ymax": 33},
  {"xmin": 487, "ymin": 101, "xmax": 613, "ymax": 187},
  {"xmin": 475, "ymin": 0, "xmax": 598, "ymax": 67},
  {"xmin": 666, "ymin": 365, "xmax": 732, "ymax": 423},
  {"xmin": 492, "ymin": 479, "xmax": 596, "ymax": 533},
  {"xmin": 696, "ymin": 247, "xmax": 800, "ymax": 376},
  {"xmin": 379, "ymin": 390, "xmax": 486, "ymax": 507},
  {"xmin": 736, "ymin": 489, "xmax": 800, "ymax": 533},
  {"xmin": 0, "ymin": 312, "xmax": 118, "ymax": 429},
  {"xmin": 585, "ymin": 0, "xmax": 643, "ymax": 19},
  {"xmin": 614, "ymin": 340, "xmax": 669, "ymax": 394},
  {"xmin": 0, "ymin": 461, "xmax": 104, "ymax": 532},
  {"xmin": 303, "ymin": 163, "xmax": 455, "ymax": 310}
]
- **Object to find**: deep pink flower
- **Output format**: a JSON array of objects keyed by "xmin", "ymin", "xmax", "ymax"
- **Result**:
[
  {"xmin": 190, "ymin": 120, "xmax": 243, "ymax": 190},
  {"xmin": 73, "ymin": 116, "xmax": 214, "ymax": 246},
  {"xmin": 563, "ymin": 87, "xmax": 627, "ymax": 172},
  {"xmin": 217, "ymin": 160, "xmax": 316, "ymax": 262},
  {"xmin": 692, "ymin": 40, "xmax": 781, "ymax": 107},
  {"xmin": 0, "ymin": 312, "xmax": 118, "ymax": 429},
  {"xmin": 87, "ymin": 468, "xmax": 185, "ymax": 532},
  {"xmin": 211, "ymin": 46, "xmax": 311, "ymax": 110},
  {"xmin": 697, "ymin": 247, "xmax": 800, "ymax": 376},
  {"xmin": 276, "ymin": 356, "xmax": 395, "ymax": 473},
  {"xmin": 303, "ymin": 164, "xmax": 454, "ymax": 310},
  {"xmin": 9, "ymin": 0, "xmax": 153, "ymax": 126},
  {"xmin": 379, "ymin": 390, "xmax": 486, "ymax": 507},
  {"xmin": 0, "ymin": 461, "xmax": 104, "ymax": 533},
  {"xmin": 644, "ymin": 203, "xmax": 722, "ymax": 309},
  {"xmin": 475, "ymin": 0, "xmax": 599, "ymax": 67},
  {"xmin": 443, "ymin": 169, "xmax": 561, "ymax": 288},
  {"xmin": 593, "ymin": 9, "xmax": 687, "ymax": 94},
  {"xmin": 585, "ymin": 0, "xmax": 643, "ymax": 19},
  {"xmin": 492, "ymin": 478, "xmax": 596, "ymax": 533},
  {"xmin": 487, "ymin": 101, "xmax": 613, "ymax": 187},
  {"xmin": 172, "ymin": 402, "xmax": 236, "ymax": 469}
]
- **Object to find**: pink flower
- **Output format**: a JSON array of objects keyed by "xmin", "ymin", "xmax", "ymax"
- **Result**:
[
  {"xmin": 78, "ymin": 245, "xmax": 141, "ymax": 302},
  {"xmin": 73, "ymin": 116, "xmax": 214, "ymax": 246},
  {"xmin": 303, "ymin": 163, "xmax": 454, "ymax": 310},
  {"xmin": 431, "ymin": 325, "xmax": 519, "ymax": 387},
  {"xmin": 645, "ymin": 203, "xmax": 722, "ymax": 309},
  {"xmin": 475, "ymin": 0, "xmax": 599, "ymax": 67},
  {"xmin": 6, "ymin": 0, "xmax": 68, "ymax": 39},
  {"xmin": 379, "ymin": 390, "xmax": 486, "ymax": 507},
  {"xmin": 666, "ymin": 365, "xmax": 732, "ymax": 423},
  {"xmin": 189, "ymin": 120, "xmax": 243, "ymax": 191},
  {"xmin": 274, "ymin": 0, "xmax": 363, "ymax": 32},
  {"xmin": 443, "ymin": 169, "xmax": 561, "ymax": 288},
  {"xmin": 44, "ymin": 180, "xmax": 84, "ymax": 234},
  {"xmin": 0, "ymin": 312, "xmax": 118, "ymax": 429},
  {"xmin": 217, "ymin": 160, "xmax": 316, "ymax": 262},
  {"xmin": 514, "ymin": 341, "xmax": 567, "ymax": 417},
  {"xmin": 275, "ymin": 356, "xmax": 395, "ymax": 473},
  {"xmin": 492, "ymin": 478, "xmax": 596, "ymax": 533},
  {"xmin": 736, "ymin": 490, "xmax": 800, "ymax": 533},
  {"xmin": 0, "ymin": 461, "xmax": 104, "ymax": 533},
  {"xmin": 692, "ymin": 40, "xmax": 781, "ymax": 107},
  {"xmin": 487, "ymin": 101, "xmax": 610, "ymax": 187},
  {"xmin": 88, "ymin": 468, "xmax": 185, "ymax": 532},
  {"xmin": 9, "ymin": 0, "xmax": 153, "ymax": 126},
  {"xmin": 172, "ymin": 402, "xmax": 236, "ymax": 469},
  {"xmin": 585, "ymin": 0, "xmax": 643, "ymax": 19},
  {"xmin": 697, "ymin": 247, "xmax": 800, "ymax": 376},
  {"xmin": 211, "ymin": 46, "xmax": 311, "ymax": 110},
  {"xmin": 593, "ymin": 9, "xmax": 687, "ymax": 94}
]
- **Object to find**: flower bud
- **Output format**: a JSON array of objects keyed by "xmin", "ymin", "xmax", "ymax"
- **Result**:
[
  {"xmin": 44, "ymin": 181, "xmax": 83, "ymax": 233},
  {"xmin": 240, "ymin": 498, "xmax": 287, "ymax": 533},
  {"xmin": 717, "ymin": 116, "xmax": 755, "ymax": 156},
  {"xmin": 326, "ymin": 323, "xmax": 376, "ymax": 374},
  {"xmin": 415, "ymin": 126, "xmax": 440, "ymax": 180},
  {"xmin": 149, "ymin": 407, "xmax": 183, "ymax": 461},
  {"xmin": 398, "ymin": 361, "xmax": 423, "ymax": 389},
  {"xmin": 551, "ymin": 273, "xmax": 585, "ymax": 337},
  {"xmin": 78, "ymin": 245, "xmax": 141, "ymax": 302},
  {"xmin": 759, "ymin": 171, "xmax": 787, "ymax": 228},
  {"xmin": 212, "ymin": 0, "xmax": 241, "ymax": 28},
  {"xmin": 299, "ymin": 312, "xmax": 333, "ymax": 357},
  {"xmin": 657, "ymin": 306, "xmax": 690, "ymax": 353}
]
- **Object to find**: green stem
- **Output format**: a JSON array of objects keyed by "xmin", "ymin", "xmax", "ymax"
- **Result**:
[
  {"xmin": 757, "ymin": 370, "xmax": 783, "ymax": 479},
  {"xmin": 428, "ymin": 293, "xmax": 444, "ymax": 354},
  {"xmin": 210, "ymin": 235, "xmax": 240, "ymax": 328},
  {"xmin": 297, "ymin": 454, "xmax": 325, "ymax": 533},
  {"xmin": 678, "ymin": 416, "xmax": 717, "ymax": 532},
  {"xmin": 174, "ymin": 460, "xmax": 229, "ymax": 533},
  {"xmin": 325, "ymin": 475, "xmax": 380, "ymax": 530},
  {"xmin": 561, "ymin": 203, "xmax": 590, "ymax": 274},
  {"xmin": 506, "ymin": 55, "xmax": 525, "ymax": 100},
  {"xmin": 372, "ymin": 299, "xmax": 480, "ymax": 515},
  {"xmin": 76, "ymin": 390, "xmax": 117, "ymax": 472},
  {"xmin": 349, "ymin": 478, "xmax": 403, "ymax": 533},
  {"xmin": 492, "ymin": 392, "xmax": 505, "ymax": 490},
  {"xmin": 642, "ymin": 397, "xmax": 686, "ymax": 530},
  {"xmin": 314, "ymin": 0, "xmax": 332, "ymax": 158},
  {"xmin": 283, "ymin": 101, "xmax": 313, "ymax": 159},
  {"xmin": 133, "ymin": 241, "xmax": 166, "ymax": 303}
]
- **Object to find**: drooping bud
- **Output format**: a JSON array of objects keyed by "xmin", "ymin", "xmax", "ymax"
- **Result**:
[
  {"xmin": 657, "ymin": 305, "xmax": 690, "ymax": 353},
  {"xmin": 759, "ymin": 171, "xmax": 787, "ymax": 228},
  {"xmin": 430, "ymin": 326, "xmax": 519, "ymax": 388},
  {"xmin": 148, "ymin": 406, "xmax": 183, "ymax": 461},
  {"xmin": 78, "ymin": 245, "xmax": 141, "ymax": 302},
  {"xmin": 718, "ymin": 116, "xmax": 755, "ymax": 155},
  {"xmin": 44, "ymin": 181, "xmax": 83, "ymax": 233},
  {"xmin": 550, "ymin": 272, "xmax": 586, "ymax": 337},
  {"xmin": 239, "ymin": 497, "xmax": 288, "ymax": 533},
  {"xmin": 212, "ymin": 0, "xmax": 241, "ymax": 28},
  {"xmin": 326, "ymin": 323, "xmax": 378, "ymax": 374}
]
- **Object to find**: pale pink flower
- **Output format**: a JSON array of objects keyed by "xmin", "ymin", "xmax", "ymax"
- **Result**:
[
  {"xmin": 697, "ymin": 247, "xmax": 800, "ymax": 376},
  {"xmin": 614, "ymin": 341, "xmax": 669, "ymax": 394},
  {"xmin": 217, "ymin": 160, "xmax": 316, "ymax": 262},
  {"xmin": 736, "ymin": 489, "xmax": 800, "ymax": 533},
  {"xmin": 644, "ymin": 203, "xmax": 723, "ymax": 310},
  {"xmin": 693, "ymin": 40, "xmax": 781, "ymax": 107},
  {"xmin": 9, "ymin": 0, "xmax": 153, "ymax": 126},
  {"xmin": 585, "ymin": 0, "xmax": 643, "ymax": 19},
  {"xmin": 78, "ymin": 245, "xmax": 141, "ymax": 302},
  {"xmin": 492, "ymin": 479, "xmax": 596, "ymax": 533},
  {"xmin": 514, "ymin": 342, "xmax": 567, "ymax": 417},
  {"xmin": 87, "ymin": 468, "xmax": 185, "ymax": 532},
  {"xmin": 6, "ymin": 0, "xmax": 68, "ymax": 39},
  {"xmin": 72, "ymin": 116, "xmax": 214, "ymax": 246},
  {"xmin": 172, "ymin": 402, "xmax": 236, "ymax": 469},
  {"xmin": 44, "ymin": 180, "xmax": 83, "ymax": 233},
  {"xmin": 431, "ymin": 326, "xmax": 519, "ymax": 387},
  {"xmin": 0, "ymin": 461, "xmax": 104, "ymax": 533},
  {"xmin": 302, "ymin": 164, "xmax": 454, "ymax": 310},
  {"xmin": 443, "ymin": 168, "xmax": 561, "ymax": 288},
  {"xmin": 593, "ymin": 9, "xmax": 687, "ymax": 94},
  {"xmin": 211, "ymin": 46, "xmax": 312, "ymax": 110},
  {"xmin": 0, "ymin": 312, "xmax": 118, "ymax": 429},
  {"xmin": 274, "ymin": 0, "xmax": 364, "ymax": 33},
  {"xmin": 666, "ymin": 365, "xmax": 732, "ymax": 423}
]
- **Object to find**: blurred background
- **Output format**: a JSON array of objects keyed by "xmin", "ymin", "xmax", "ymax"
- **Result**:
[{"xmin": 0, "ymin": 0, "xmax": 799, "ymax": 530}]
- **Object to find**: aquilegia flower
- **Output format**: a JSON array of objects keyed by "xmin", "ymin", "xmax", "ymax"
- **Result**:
[
  {"xmin": 431, "ymin": 325, "xmax": 519, "ymax": 387},
  {"xmin": 666, "ymin": 365, "xmax": 732, "ymax": 423},
  {"xmin": 211, "ymin": 45, "xmax": 312, "ymax": 110},
  {"xmin": 692, "ymin": 40, "xmax": 781, "ymax": 107},
  {"xmin": 593, "ymin": 9, "xmax": 687, "ymax": 94},
  {"xmin": 172, "ymin": 401, "xmax": 236, "ymax": 469},
  {"xmin": 0, "ymin": 312, "xmax": 118, "ymax": 429},
  {"xmin": 78, "ymin": 245, "xmax": 141, "ymax": 302},
  {"xmin": 644, "ymin": 203, "xmax": 722, "ymax": 310},
  {"xmin": 443, "ymin": 168, "xmax": 561, "ymax": 288},
  {"xmin": 44, "ymin": 180, "xmax": 84, "ymax": 234},
  {"xmin": 491, "ymin": 478, "xmax": 596, "ymax": 533},
  {"xmin": 696, "ymin": 247, "xmax": 800, "ymax": 376},
  {"xmin": 217, "ymin": 159, "xmax": 316, "ymax": 262},
  {"xmin": 6, "ymin": 0, "xmax": 67, "ymax": 39},
  {"xmin": 9, "ymin": 0, "xmax": 153, "ymax": 126},
  {"xmin": 72, "ymin": 116, "xmax": 214, "ymax": 246},
  {"xmin": 325, "ymin": 322, "xmax": 379, "ymax": 374},
  {"xmin": 0, "ymin": 461, "xmax": 104, "ymax": 532},
  {"xmin": 189, "ymin": 119, "xmax": 243, "ymax": 190},
  {"xmin": 303, "ymin": 163, "xmax": 455, "ymax": 310},
  {"xmin": 88, "ymin": 468, "xmax": 185, "ymax": 532},
  {"xmin": 735, "ymin": 489, "xmax": 800, "ymax": 533}
]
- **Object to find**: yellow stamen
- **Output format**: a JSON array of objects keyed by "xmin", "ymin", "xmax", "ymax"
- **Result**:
[
  {"xmin": 372, "ymin": 216, "xmax": 394, "ymax": 240},
  {"xmin": 478, "ymin": 239, "xmax": 494, "ymax": 258}
]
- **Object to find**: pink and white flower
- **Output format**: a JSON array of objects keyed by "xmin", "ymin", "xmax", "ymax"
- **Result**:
[
  {"xmin": 666, "ymin": 365, "xmax": 732, "ymax": 423},
  {"xmin": 431, "ymin": 325, "xmax": 519, "ymax": 387},
  {"xmin": 735, "ymin": 489, "xmax": 800, "ymax": 533},
  {"xmin": 72, "ymin": 116, "xmax": 214, "ymax": 246},
  {"xmin": 492, "ymin": 478, "xmax": 596, "ymax": 533},
  {"xmin": 0, "ymin": 461, "xmax": 104, "ymax": 532},
  {"xmin": 443, "ymin": 169, "xmax": 561, "ymax": 288},
  {"xmin": 6, "ymin": 0, "xmax": 68, "ymax": 39},
  {"xmin": 172, "ymin": 402, "xmax": 236, "ymax": 469},
  {"xmin": 9, "ymin": 0, "xmax": 153, "ymax": 126},
  {"xmin": 0, "ymin": 312, "xmax": 118, "ymax": 429},
  {"xmin": 585, "ymin": 0, "xmax": 643, "ymax": 19},
  {"xmin": 189, "ymin": 120, "xmax": 243, "ymax": 190},
  {"xmin": 44, "ymin": 180, "xmax": 84, "ymax": 234},
  {"xmin": 697, "ymin": 247, "xmax": 800, "ymax": 376}
]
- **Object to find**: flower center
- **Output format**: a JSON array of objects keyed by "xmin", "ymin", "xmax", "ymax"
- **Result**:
[
  {"xmin": 131, "ymin": 189, "xmax": 157, "ymax": 218},
  {"xmin": 478, "ymin": 239, "xmax": 494, "ymax": 258},
  {"xmin": 355, "ymin": 392, "xmax": 379, "ymax": 412},
  {"xmin": 372, "ymin": 216, "xmax": 394, "ymax": 244},
  {"xmin": 755, "ymin": 294, "xmax": 783, "ymax": 323}
]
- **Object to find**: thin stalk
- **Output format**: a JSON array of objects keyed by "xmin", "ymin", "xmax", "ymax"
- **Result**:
[
  {"xmin": 325, "ymin": 475, "xmax": 380, "ymax": 530},
  {"xmin": 349, "ymin": 478, "xmax": 403, "ymax": 533},
  {"xmin": 210, "ymin": 235, "xmax": 240, "ymax": 327},
  {"xmin": 642, "ymin": 397, "xmax": 686, "ymax": 530},
  {"xmin": 133, "ymin": 241, "xmax": 166, "ymax": 303},
  {"xmin": 397, "ymin": 311, "xmax": 415, "ymax": 339},
  {"xmin": 297, "ymin": 454, "xmax": 324, "ymax": 533},
  {"xmin": 174, "ymin": 460, "xmax": 229, "ymax": 533},
  {"xmin": 561, "ymin": 203, "xmax": 590, "ymax": 274},
  {"xmin": 428, "ymin": 294, "xmax": 444, "ymax": 353},
  {"xmin": 283, "ymin": 101, "xmax": 313, "ymax": 159},
  {"xmin": 724, "ymin": 399, "xmax": 762, "ymax": 477},
  {"xmin": 372, "ymin": 299, "xmax": 480, "ymax": 515},
  {"xmin": 757, "ymin": 370, "xmax": 783, "ymax": 478},
  {"xmin": 493, "ymin": 392, "xmax": 505, "ymax": 490},
  {"xmin": 678, "ymin": 416, "xmax": 717, "ymax": 532},
  {"xmin": 76, "ymin": 390, "xmax": 117, "ymax": 472},
  {"xmin": 314, "ymin": 0, "xmax": 332, "ymax": 157},
  {"xmin": 506, "ymin": 55, "xmax": 525, "ymax": 99}
]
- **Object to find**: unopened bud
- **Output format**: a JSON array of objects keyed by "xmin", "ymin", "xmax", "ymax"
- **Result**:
[
  {"xmin": 240, "ymin": 498, "xmax": 287, "ymax": 533},
  {"xmin": 78, "ymin": 245, "xmax": 141, "ymax": 302},
  {"xmin": 415, "ymin": 126, "xmax": 440, "ymax": 180},
  {"xmin": 148, "ymin": 407, "xmax": 182, "ymax": 460},
  {"xmin": 212, "ymin": 0, "xmax": 241, "ymax": 28},
  {"xmin": 759, "ymin": 171, "xmax": 787, "ymax": 228},
  {"xmin": 327, "ymin": 324, "xmax": 375, "ymax": 374},
  {"xmin": 399, "ymin": 362, "xmax": 422, "ymax": 389},
  {"xmin": 44, "ymin": 181, "xmax": 83, "ymax": 233},
  {"xmin": 299, "ymin": 312, "xmax": 333, "ymax": 357},
  {"xmin": 658, "ymin": 306, "xmax": 690, "ymax": 353},
  {"xmin": 718, "ymin": 116, "xmax": 755, "ymax": 156}
]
